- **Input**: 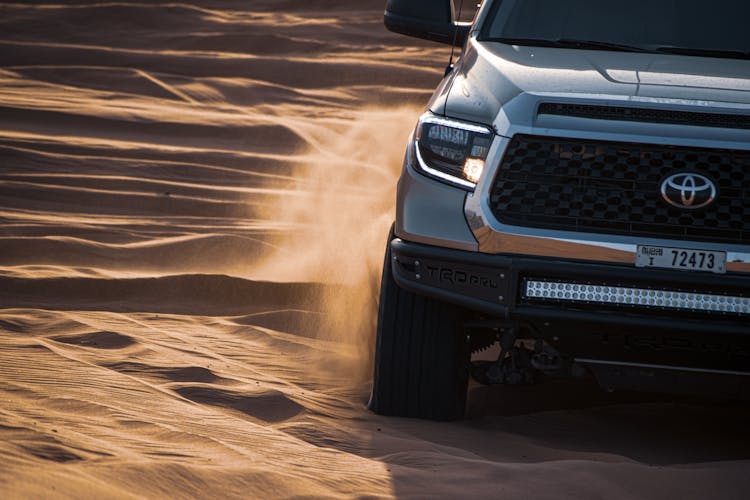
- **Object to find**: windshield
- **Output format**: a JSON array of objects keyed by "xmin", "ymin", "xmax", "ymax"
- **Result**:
[{"xmin": 480, "ymin": 0, "xmax": 749, "ymax": 58}]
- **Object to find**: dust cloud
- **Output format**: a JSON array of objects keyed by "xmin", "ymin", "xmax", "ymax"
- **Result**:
[{"xmin": 253, "ymin": 107, "xmax": 420, "ymax": 379}]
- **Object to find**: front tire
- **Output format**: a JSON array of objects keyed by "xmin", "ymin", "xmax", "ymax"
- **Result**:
[{"xmin": 369, "ymin": 229, "xmax": 470, "ymax": 421}]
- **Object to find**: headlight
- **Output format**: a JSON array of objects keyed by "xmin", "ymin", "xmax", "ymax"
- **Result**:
[{"xmin": 413, "ymin": 113, "xmax": 493, "ymax": 190}]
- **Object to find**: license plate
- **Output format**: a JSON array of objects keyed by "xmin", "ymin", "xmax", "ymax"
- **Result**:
[{"xmin": 636, "ymin": 246, "xmax": 726, "ymax": 274}]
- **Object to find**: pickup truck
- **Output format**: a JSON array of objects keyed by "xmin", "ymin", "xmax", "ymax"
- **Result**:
[{"xmin": 369, "ymin": 0, "xmax": 750, "ymax": 420}]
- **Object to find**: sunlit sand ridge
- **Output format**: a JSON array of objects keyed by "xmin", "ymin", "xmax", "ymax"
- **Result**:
[{"xmin": 1, "ymin": 1, "xmax": 749, "ymax": 498}]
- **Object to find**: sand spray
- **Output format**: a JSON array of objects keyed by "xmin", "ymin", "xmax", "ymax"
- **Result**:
[{"xmin": 253, "ymin": 107, "xmax": 420, "ymax": 381}]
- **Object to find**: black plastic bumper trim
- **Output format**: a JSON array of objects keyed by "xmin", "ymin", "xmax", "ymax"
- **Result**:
[{"xmin": 390, "ymin": 238, "xmax": 750, "ymax": 335}]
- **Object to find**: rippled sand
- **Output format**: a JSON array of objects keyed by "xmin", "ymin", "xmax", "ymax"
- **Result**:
[{"xmin": 1, "ymin": 1, "xmax": 749, "ymax": 498}]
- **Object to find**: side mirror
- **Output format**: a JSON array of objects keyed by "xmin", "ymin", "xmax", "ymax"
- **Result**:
[{"xmin": 384, "ymin": 0, "xmax": 471, "ymax": 46}]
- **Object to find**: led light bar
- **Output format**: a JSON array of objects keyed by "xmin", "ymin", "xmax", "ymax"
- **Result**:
[{"xmin": 524, "ymin": 280, "xmax": 750, "ymax": 315}]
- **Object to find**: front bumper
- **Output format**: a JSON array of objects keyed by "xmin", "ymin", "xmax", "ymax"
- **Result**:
[{"xmin": 390, "ymin": 237, "xmax": 750, "ymax": 395}]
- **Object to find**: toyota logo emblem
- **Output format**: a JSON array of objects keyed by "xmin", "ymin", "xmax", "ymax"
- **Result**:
[{"xmin": 660, "ymin": 173, "xmax": 717, "ymax": 209}]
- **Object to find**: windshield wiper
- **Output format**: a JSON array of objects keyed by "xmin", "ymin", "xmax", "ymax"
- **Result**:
[
  {"xmin": 482, "ymin": 37, "xmax": 648, "ymax": 53},
  {"xmin": 555, "ymin": 39, "xmax": 650, "ymax": 53},
  {"xmin": 653, "ymin": 46, "xmax": 750, "ymax": 60}
]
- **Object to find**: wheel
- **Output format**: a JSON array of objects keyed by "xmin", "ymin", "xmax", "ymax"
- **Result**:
[{"xmin": 368, "ymin": 228, "xmax": 470, "ymax": 420}]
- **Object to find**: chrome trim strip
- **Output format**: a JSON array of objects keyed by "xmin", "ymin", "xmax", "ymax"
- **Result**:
[
  {"xmin": 466, "ymin": 195, "xmax": 750, "ymax": 273},
  {"xmin": 575, "ymin": 358, "xmax": 750, "ymax": 377}
]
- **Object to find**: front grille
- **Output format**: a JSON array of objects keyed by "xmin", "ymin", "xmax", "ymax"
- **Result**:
[
  {"xmin": 488, "ymin": 135, "xmax": 750, "ymax": 245},
  {"xmin": 538, "ymin": 103, "xmax": 750, "ymax": 130}
]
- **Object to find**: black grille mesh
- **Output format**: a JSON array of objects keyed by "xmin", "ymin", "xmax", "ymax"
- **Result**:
[
  {"xmin": 538, "ymin": 103, "xmax": 750, "ymax": 130},
  {"xmin": 489, "ymin": 135, "xmax": 750, "ymax": 244}
]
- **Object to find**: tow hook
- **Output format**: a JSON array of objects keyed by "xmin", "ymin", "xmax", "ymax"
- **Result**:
[
  {"xmin": 531, "ymin": 338, "xmax": 564, "ymax": 372},
  {"xmin": 530, "ymin": 340, "xmax": 586, "ymax": 378},
  {"xmin": 470, "ymin": 328, "xmax": 535, "ymax": 385}
]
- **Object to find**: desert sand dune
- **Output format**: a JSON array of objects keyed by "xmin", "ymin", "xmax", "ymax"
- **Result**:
[{"xmin": 1, "ymin": 1, "xmax": 749, "ymax": 498}]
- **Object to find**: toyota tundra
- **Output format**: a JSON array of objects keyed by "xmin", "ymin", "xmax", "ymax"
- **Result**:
[{"xmin": 370, "ymin": 0, "xmax": 750, "ymax": 420}]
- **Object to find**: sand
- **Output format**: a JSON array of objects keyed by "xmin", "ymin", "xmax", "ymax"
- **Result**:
[{"xmin": 1, "ymin": 1, "xmax": 749, "ymax": 498}]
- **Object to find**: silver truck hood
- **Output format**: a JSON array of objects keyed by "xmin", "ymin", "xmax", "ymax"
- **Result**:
[{"xmin": 434, "ymin": 39, "xmax": 750, "ymax": 128}]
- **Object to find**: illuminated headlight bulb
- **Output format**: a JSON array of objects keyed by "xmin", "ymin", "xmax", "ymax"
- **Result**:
[
  {"xmin": 413, "ymin": 113, "xmax": 494, "ymax": 190},
  {"xmin": 462, "ymin": 158, "xmax": 485, "ymax": 184}
]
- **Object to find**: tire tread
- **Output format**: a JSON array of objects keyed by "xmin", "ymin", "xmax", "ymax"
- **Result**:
[{"xmin": 369, "ymin": 232, "xmax": 469, "ymax": 421}]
